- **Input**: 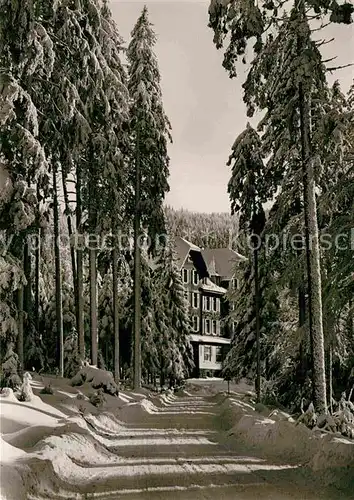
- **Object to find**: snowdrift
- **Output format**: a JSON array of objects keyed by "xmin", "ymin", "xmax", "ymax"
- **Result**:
[
  {"xmin": 0, "ymin": 383, "xmax": 219, "ymax": 499},
  {"xmin": 218, "ymin": 396, "xmax": 354, "ymax": 470}
]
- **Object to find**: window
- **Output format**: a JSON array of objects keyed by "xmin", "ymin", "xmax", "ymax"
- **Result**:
[
  {"xmin": 213, "ymin": 297, "xmax": 219, "ymax": 311},
  {"xmin": 192, "ymin": 316, "xmax": 199, "ymax": 332},
  {"xmin": 231, "ymin": 277, "xmax": 238, "ymax": 289},
  {"xmin": 205, "ymin": 319, "xmax": 211, "ymax": 334},
  {"xmin": 192, "ymin": 270, "xmax": 199, "ymax": 285},
  {"xmin": 205, "ymin": 296, "xmax": 211, "ymax": 311},
  {"xmin": 216, "ymin": 346, "xmax": 222, "ymax": 363},
  {"xmin": 204, "ymin": 346, "xmax": 212, "ymax": 362},
  {"xmin": 192, "ymin": 292, "xmax": 199, "ymax": 309},
  {"xmin": 182, "ymin": 268, "xmax": 189, "ymax": 283},
  {"xmin": 212, "ymin": 320, "xmax": 217, "ymax": 335}
]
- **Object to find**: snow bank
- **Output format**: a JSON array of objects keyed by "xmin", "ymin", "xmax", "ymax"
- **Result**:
[
  {"xmin": 0, "ymin": 398, "xmax": 64, "ymax": 432},
  {"xmin": 0, "ymin": 388, "xmax": 19, "ymax": 403},
  {"xmin": 84, "ymin": 412, "xmax": 214, "ymax": 439},
  {"xmin": 35, "ymin": 432, "xmax": 123, "ymax": 466},
  {"xmin": 310, "ymin": 434, "xmax": 354, "ymax": 471},
  {"xmin": 219, "ymin": 396, "xmax": 354, "ymax": 470},
  {"xmin": 0, "ymin": 436, "xmax": 27, "ymax": 463},
  {"xmin": 229, "ymin": 414, "xmax": 314, "ymax": 462}
]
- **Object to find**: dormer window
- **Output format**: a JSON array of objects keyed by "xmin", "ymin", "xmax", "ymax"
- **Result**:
[
  {"xmin": 182, "ymin": 268, "xmax": 189, "ymax": 283},
  {"xmin": 192, "ymin": 270, "xmax": 199, "ymax": 285}
]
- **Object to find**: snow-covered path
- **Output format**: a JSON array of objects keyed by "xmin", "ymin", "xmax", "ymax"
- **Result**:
[{"xmin": 19, "ymin": 392, "xmax": 336, "ymax": 499}]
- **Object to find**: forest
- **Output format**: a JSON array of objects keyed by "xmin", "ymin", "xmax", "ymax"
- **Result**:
[
  {"xmin": 0, "ymin": 0, "xmax": 353, "ymax": 435},
  {"xmin": 0, "ymin": 1, "xmax": 194, "ymax": 393}
]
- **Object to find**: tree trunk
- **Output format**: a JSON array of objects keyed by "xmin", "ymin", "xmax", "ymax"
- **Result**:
[
  {"xmin": 76, "ymin": 166, "xmax": 85, "ymax": 360},
  {"xmin": 329, "ymin": 344, "xmax": 333, "ymax": 414},
  {"xmin": 23, "ymin": 240, "xmax": 32, "ymax": 319},
  {"xmin": 89, "ymin": 248, "xmax": 98, "ymax": 366},
  {"xmin": 298, "ymin": 78, "xmax": 327, "ymax": 414},
  {"xmin": 298, "ymin": 282, "xmax": 307, "ymax": 382},
  {"xmin": 133, "ymin": 127, "xmax": 142, "ymax": 390},
  {"xmin": 254, "ymin": 245, "xmax": 261, "ymax": 403},
  {"xmin": 348, "ymin": 298, "xmax": 353, "ymax": 339},
  {"xmin": 62, "ymin": 171, "xmax": 78, "ymax": 328},
  {"xmin": 53, "ymin": 163, "xmax": 64, "ymax": 377},
  {"xmin": 34, "ymin": 222, "xmax": 41, "ymax": 335},
  {"xmin": 17, "ymin": 285, "xmax": 24, "ymax": 378},
  {"xmin": 112, "ymin": 238, "xmax": 120, "ymax": 386}
]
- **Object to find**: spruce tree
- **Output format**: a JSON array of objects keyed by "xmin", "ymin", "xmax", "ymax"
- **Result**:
[
  {"xmin": 99, "ymin": 0, "xmax": 130, "ymax": 383},
  {"xmin": 126, "ymin": 253, "xmax": 159, "ymax": 383},
  {"xmin": 226, "ymin": 124, "xmax": 267, "ymax": 401},
  {"xmin": 127, "ymin": 7, "xmax": 171, "ymax": 389},
  {"xmin": 153, "ymin": 244, "xmax": 194, "ymax": 387}
]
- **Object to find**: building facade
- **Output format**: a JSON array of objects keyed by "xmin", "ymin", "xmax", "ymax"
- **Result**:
[{"xmin": 174, "ymin": 236, "xmax": 246, "ymax": 377}]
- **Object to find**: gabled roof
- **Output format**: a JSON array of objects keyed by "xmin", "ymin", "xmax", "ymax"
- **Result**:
[
  {"xmin": 174, "ymin": 236, "xmax": 202, "ymax": 270},
  {"xmin": 201, "ymin": 248, "xmax": 246, "ymax": 279}
]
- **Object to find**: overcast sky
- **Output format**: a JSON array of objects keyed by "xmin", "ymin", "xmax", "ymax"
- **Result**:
[{"xmin": 111, "ymin": 0, "xmax": 354, "ymax": 214}]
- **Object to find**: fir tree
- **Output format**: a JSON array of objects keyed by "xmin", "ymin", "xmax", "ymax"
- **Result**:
[
  {"xmin": 125, "ymin": 253, "xmax": 159, "ymax": 383},
  {"xmin": 226, "ymin": 124, "xmax": 267, "ymax": 402},
  {"xmin": 153, "ymin": 243, "xmax": 194, "ymax": 386},
  {"xmin": 127, "ymin": 7, "xmax": 171, "ymax": 388}
]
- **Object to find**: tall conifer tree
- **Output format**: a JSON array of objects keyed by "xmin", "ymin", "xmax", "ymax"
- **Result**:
[{"xmin": 127, "ymin": 7, "xmax": 171, "ymax": 389}]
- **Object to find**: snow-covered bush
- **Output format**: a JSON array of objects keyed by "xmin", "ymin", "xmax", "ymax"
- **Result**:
[
  {"xmin": 89, "ymin": 388, "xmax": 106, "ymax": 407},
  {"xmin": 97, "ymin": 350, "xmax": 106, "ymax": 370},
  {"xmin": 297, "ymin": 394, "xmax": 354, "ymax": 438},
  {"xmin": 0, "ymin": 387, "xmax": 18, "ymax": 400},
  {"xmin": 330, "ymin": 393, "xmax": 354, "ymax": 438},
  {"xmin": 40, "ymin": 383, "xmax": 54, "ymax": 395},
  {"xmin": 297, "ymin": 402, "xmax": 317, "ymax": 429},
  {"xmin": 70, "ymin": 365, "xmax": 119, "ymax": 396},
  {"xmin": 64, "ymin": 328, "xmax": 81, "ymax": 378},
  {"xmin": 0, "ymin": 342, "xmax": 21, "ymax": 389},
  {"xmin": 17, "ymin": 372, "xmax": 34, "ymax": 402}
]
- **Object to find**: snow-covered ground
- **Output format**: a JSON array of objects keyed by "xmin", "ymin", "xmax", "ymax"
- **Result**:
[{"xmin": 1, "ymin": 375, "xmax": 353, "ymax": 499}]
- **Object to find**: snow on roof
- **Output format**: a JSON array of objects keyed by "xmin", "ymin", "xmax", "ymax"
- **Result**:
[
  {"xmin": 201, "ymin": 248, "xmax": 246, "ymax": 279},
  {"xmin": 174, "ymin": 236, "xmax": 202, "ymax": 270},
  {"xmin": 189, "ymin": 335, "xmax": 231, "ymax": 345},
  {"xmin": 199, "ymin": 277, "xmax": 226, "ymax": 295}
]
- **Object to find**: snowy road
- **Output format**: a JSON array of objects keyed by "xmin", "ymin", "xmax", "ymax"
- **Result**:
[{"xmin": 27, "ymin": 392, "xmax": 342, "ymax": 500}]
